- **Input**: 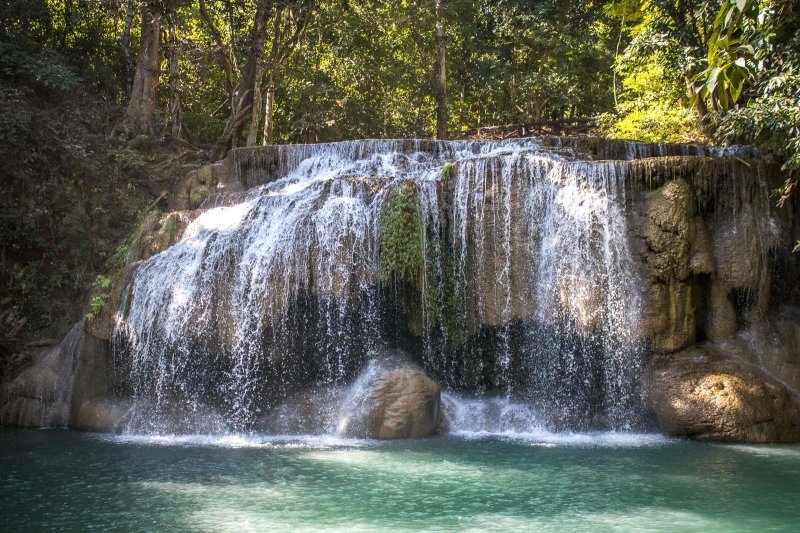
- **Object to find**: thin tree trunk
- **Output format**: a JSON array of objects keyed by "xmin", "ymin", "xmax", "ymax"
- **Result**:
[
  {"xmin": 613, "ymin": 15, "xmax": 625, "ymax": 107},
  {"xmin": 121, "ymin": 0, "xmax": 135, "ymax": 96},
  {"xmin": 168, "ymin": 16, "xmax": 182, "ymax": 137},
  {"xmin": 434, "ymin": 0, "xmax": 448, "ymax": 140},
  {"xmin": 246, "ymin": 59, "xmax": 266, "ymax": 146},
  {"xmin": 215, "ymin": 0, "xmax": 269, "ymax": 156},
  {"xmin": 684, "ymin": 73, "xmax": 710, "ymax": 137},
  {"xmin": 198, "ymin": 0, "xmax": 235, "ymax": 98},
  {"xmin": 61, "ymin": 0, "xmax": 74, "ymax": 49},
  {"xmin": 262, "ymin": 85, "xmax": 275, "ymax": 144},
  {"xmin": 117, "ymin": 2, "xmax": 162, "ymax": 137}
]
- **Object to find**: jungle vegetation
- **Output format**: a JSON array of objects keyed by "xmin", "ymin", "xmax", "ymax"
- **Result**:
[{"xmin": 0, "ymin": 0, "xmax": 798, "ymax": 341}]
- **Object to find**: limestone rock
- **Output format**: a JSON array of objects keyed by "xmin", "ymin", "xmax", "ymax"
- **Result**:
[
  {"xmin": 644, "ymin": 282, "xmax": 695, "ymax": 353},
  {"xmin": 339, "ymin": 354, "xmax": 443, "ymax": 439},
  {"xmin": 642, "ymin": 178, "xmax": 694, "ymax": 282},
  {"xmin": 634, "ymin": 179, "xmax": 700, "ymax": 352},
  {"xmin": 170, "ymin": 162, "xmax": 225, "ymax": 210},
  {"xmin": 705, "ymin": 284, "xmax": 738, "ymax": 341},
  {"xmin": 0, "ymin": 321, "xmax": 114, "ymax": 429},
  {"xmin": 0, "ymin": 322, "xmax": 84, "ymax": 428},
  {"xmin": 128, "ymin": 210, "xmax": 197, "ymax": 263},
  {"xmin": 71, "ymin": 399, "xmax": 128, "ymax": 433},
  {"xmin": 643, "ymin": 349, "xmax": 800, "ymax": 443}
]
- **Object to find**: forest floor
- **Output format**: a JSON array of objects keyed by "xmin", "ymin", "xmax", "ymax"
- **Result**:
[{"xmin": 0, "ymin": 82, "xmax": 212, "ymax": 380}]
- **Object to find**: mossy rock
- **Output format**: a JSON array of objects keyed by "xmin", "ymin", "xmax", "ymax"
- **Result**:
[{"xmin": 379, "ymin": 181, "xmax": 424, "ymax": 285}]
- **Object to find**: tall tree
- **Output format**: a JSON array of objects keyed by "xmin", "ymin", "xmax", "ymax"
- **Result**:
[
  {"xmin": 120, "ymin": 0, "xmax": 136, "ymax": 95},
  {"xmin": 214, "ymin": 0, "xmax": 313, "ymax": 156},
  {"xmin": 117, "ymin": 1, "xmax": 164, "ymax": 136},
  {"xmin": 434, "ymin": 0, "xmax": 448, "ymax": 139},
  {"xmin": 167, "ymin": 10, "xmax": 182, "ymax": 137}
]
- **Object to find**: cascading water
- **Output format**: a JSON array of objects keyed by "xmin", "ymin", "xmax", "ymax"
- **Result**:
[{"xmin": 111, "ymin": 138, "xmax": 740, "ymax": 434}]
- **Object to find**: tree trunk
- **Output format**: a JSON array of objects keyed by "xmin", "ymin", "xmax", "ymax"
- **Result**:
[
  {"xmin": 247, "ymin": 56, "xmax": 269, "ymax": 146},
  {"xmin": 214, "ymin": 0, "xmax": 269, "ymax": 155},
  {"xmin": 61, "ymin": 0, "xmax": 74, "ymax": 49},
  {"xmin": 198, "ymin": 0, "xmax": 235, "ymax": 98},
  {"xmin": 684, "ymin": 73, "xmax": 711, "ymax": 138},
  {"xmin": 168, "ymin": 16, "xmax": 182, "ymax": 137},
  {"xmin": 121, "ymin": 0, "xmax": 135, "ymax": 96},
  {"xmin": 117, "ymin": 2, "xmax": 162, "ymax": 137},
  {"xmin": 434, "ymin": 0, "xmax": 448, "ymax": 140},
  {"xmin": 262, "ymin": 85, "xmax": 275, "ymax": 145}
]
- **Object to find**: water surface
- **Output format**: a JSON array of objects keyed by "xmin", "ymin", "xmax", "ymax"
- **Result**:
[{"xmin": 2, "ymin": 429, "xmax": 799, "ymax": 532}]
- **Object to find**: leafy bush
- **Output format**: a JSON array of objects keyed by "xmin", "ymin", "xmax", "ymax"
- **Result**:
[
  {"xmin": 108, "ymin": 146, "xmax": 146, "ymax": 172},
  {"xmin": 85, "ymin": 275, "xmax": 112, "ymax": 322},
  {"xmin": 0, "ymin": 87, "xmax": 32, "ymax": 147},
  {"xmin": 183, "ymin": 111, "xmax": 226, "ymax": 146}
]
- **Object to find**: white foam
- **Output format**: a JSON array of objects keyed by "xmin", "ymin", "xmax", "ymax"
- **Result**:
[
  {"xmin": 98, "ymin": 433, "xmax": 372, "ymax": 449},
  {"xmin": 449, "ymin": 430, "xmax": 673, "ymax": 448}
]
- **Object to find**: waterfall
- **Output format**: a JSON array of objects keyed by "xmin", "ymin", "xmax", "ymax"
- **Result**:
[{"xmin": 111, "ymin": 138, "xmax": 680, "ymax": 433}]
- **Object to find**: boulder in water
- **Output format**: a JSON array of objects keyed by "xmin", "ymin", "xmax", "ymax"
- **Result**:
[
  {"xmin": 338, "ymin": 353, "xmax": 444, "ymax": 439},
  {"xmin": 643, "ymin": 349, "xmax": 800, "ymax": 442},
  {"xmin": 71, "ymin": 399, "xmax": 129, "ymax": 433}
]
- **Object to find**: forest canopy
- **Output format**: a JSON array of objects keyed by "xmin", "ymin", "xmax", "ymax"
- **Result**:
[{"xmin": 0, "ymin": 0, "xmax": 797, "ymax": 168}]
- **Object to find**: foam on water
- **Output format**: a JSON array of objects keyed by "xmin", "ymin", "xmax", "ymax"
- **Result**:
[{"xmin": 99, "ymin": 432, "xmax": 371, "ymax": 449}]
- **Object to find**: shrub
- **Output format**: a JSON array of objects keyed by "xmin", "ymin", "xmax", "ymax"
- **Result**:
[{"xmin": 85, "ymin": 274, "xmax": 112, "ymax": 322}]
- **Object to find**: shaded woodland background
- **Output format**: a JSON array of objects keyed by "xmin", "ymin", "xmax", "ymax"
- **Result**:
[{"xmin": 1, "ymin": 0, "xmax": 798, "ymax": 349}]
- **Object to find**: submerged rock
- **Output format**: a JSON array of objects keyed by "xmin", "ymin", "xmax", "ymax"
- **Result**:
[
  {"xmin": 643, "ymin": 349, "xmax": 800, "ymax": 443},
  {"xmin": 338, "ymin": 352, "xmax": 444, "ymax": 439}
]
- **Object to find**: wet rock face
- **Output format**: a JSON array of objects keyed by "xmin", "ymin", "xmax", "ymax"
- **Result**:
[
  {"xmin": 634, "ymin": 178, "xmax": 700, "ymax": 352},
  {"xmin": 71, "ymin": 399, "xmax": 128, "ymax": 433},
  {"xmin": 643, "ymin": 349, "xmax": 800, "ymax": 443},
  {"xmin": 339, "ymin": 353, "xmax": 444, "ymax": 439},
  {"xmin": 632, "ymin": 165, "xmax": 787, "ymax": 354},
  {"xmin": 0, "ymin": 321, "xmax": 113, "ymax": 429}
]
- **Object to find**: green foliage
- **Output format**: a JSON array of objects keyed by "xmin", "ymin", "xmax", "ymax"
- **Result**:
[
  {"xmin": 695, "ymin": 0, "xmax": 759, "ymax": 112},
  {"xmin": 108, "ymin": 145, "xmax": 146, "ymax": 172},
  {"xmin": 703, "ymin": 0, "xmax": 800, "ymax": 220},
  {"xmin": 440, "ymin": 161, "xmax": 455, "ymax": 181},
  {"xmin": 85, "ymin": 274, "xmax": 112, "ymax": 322},
  {"xmin": 601, "ymin": 51, "xmax": 701, "ymax": 142},
  {"xmin": 379, "ymin": 182, "xmax": 424, "ymax": 285},
  {"xmin": 182, "ymin": 111, "xmax": 226, "ymax": 146},
  {"xmin": 0, "ymin": 87, "xmax": 32, "ymax": 147},
  {"xmin": 603, "ymin": 1, "xmax": 713, "ymax": 142}
]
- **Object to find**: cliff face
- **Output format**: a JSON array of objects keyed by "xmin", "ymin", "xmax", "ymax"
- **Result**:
[{"xmin": 2, "ymin": 137, "xmax": 799, "ymax": 441}]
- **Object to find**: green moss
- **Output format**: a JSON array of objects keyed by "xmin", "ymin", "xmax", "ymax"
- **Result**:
[
  {"xmin": 379, "ymin": 181, "xmax": 424, "ymax": 285},
  {"xmin": 85, "ymin": 274, "xmax": 112, "ymax": 322},
  {"xmin": 440, "ymin": 161, "xmax": 456, "ymax": 181},
  {"xmin": 111, "ymin": 209, "xmax": 160, "ymax": 269}
]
